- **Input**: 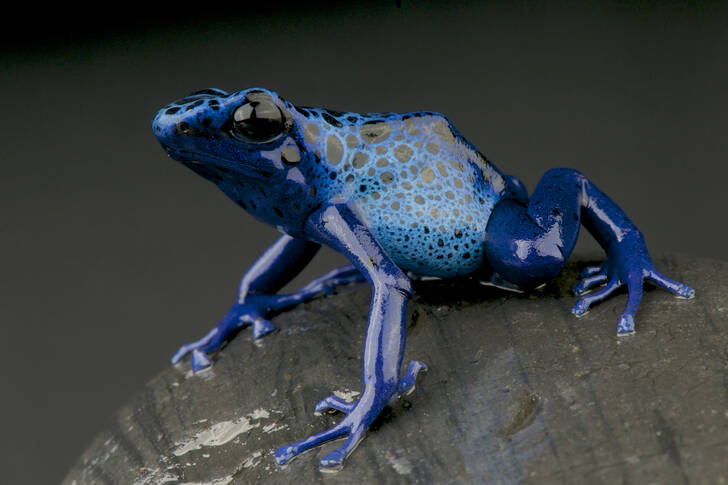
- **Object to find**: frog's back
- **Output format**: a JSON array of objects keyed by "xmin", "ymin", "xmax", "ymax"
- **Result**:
[{"xmin": 293, "ymin": 107, "xmax": 508, "ymax": 278}]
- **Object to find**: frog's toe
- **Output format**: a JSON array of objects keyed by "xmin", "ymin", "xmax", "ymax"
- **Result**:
[
  {"xmin": 171, "ymin": 327, "xmax": 224, "ymax": 365},
  {"xmin": 615, "ymin": 273, "xmax": 643, "ymax": 336},
  {"xmin": 251, "ymin": 317, "xmax": 277, "ymax": 339},
  {"xmin": 572, "ymin": 273, "xmax": 608, "ymax": 296},
  {"xmin": 319, "ymin": 425, "xmax": 366, "ymax": 472},
  {"xmin": 396, "ymin": 360, "xmax": 428, "ymax": 396},
  {"xmin": 571, "ymin": 279, "xmax": 620, "ymax": 317},
  {"xmin": 314, "ymin": 395, "xmax": 356, "ymax": 415},
  {"xmin": 617, "ymin": 314, "xmax": 636, "ymax": 335},
  {"xmin": 274, "ymin": 422, "xmax": 348, "ymax": 466},
  {"xmin": 578, "ymin": 263, "xmax": 604, "ymax": 279},
  {"xmin": 190, "ymin": 349, "xmax": 212, "ymax": 371},
  {"xmin": 648, "ymin": 270, "xmax": 695, "ymax": 299}
]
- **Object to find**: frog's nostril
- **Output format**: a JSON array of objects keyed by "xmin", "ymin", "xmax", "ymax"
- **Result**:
[
  {"xmin": 177, "ymin": 122, "xmax": 191, "ymax": 135},
  {"xmin": 176, "ymin": 121, "xmax": 199, "ymax": 137}
]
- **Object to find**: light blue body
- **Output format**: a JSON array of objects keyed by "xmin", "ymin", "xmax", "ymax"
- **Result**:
[{"xmin": 152, "ymin": 87, "xmax": 694, "ymax": 471}]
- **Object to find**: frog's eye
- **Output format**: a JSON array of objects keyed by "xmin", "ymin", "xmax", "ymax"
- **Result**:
[{"xmin": 231, "ymin": 100, "xmax": 285, "ymax": 143}]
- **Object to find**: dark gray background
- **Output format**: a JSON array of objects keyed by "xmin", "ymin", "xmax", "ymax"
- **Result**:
[{"xmin": 2, "ymin": 2, "xmax": 727, "ymax": 483}]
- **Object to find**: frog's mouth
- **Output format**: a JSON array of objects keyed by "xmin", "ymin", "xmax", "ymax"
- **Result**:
[{"xmin": 164, "ymin": 147, "xmax": 274, "ymax": 180}]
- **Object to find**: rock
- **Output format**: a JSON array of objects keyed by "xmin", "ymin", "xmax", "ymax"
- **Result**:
[{"xmin": 63, "ymin": 254, "xmax": 728, "ymax": 484}]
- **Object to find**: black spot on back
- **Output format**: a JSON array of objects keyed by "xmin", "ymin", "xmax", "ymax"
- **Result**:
[
  {"xmin": 191, "ymin": 88, "xmax": 226, "ymax": 96},
  {"xmin": 322, "ymin": 112, "xmax": 343, "ymax": 128}
]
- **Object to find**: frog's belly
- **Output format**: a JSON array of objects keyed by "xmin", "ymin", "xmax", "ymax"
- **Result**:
[{"xmin": 354, "ymin": 192, "xmax": 496, "ymax": 278}]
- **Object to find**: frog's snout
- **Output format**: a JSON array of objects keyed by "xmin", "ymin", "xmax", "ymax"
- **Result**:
[{"xmin": 152, "ymin": 88, "xmax": 230, "ymax": 149}]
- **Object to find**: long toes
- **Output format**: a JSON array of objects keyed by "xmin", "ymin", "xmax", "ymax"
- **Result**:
[
  {"xmin": 648, "ymin": 270, "xmax": 695, "ymax": 299},
  {"xmin": 190, "ymin": 349, "xmax": 212, "ymax": 371},
  {"xmin": 252, "ymin": 318, "xmax": 277, "ymax": 339},
  {"xmin": 617, "ymin": 314, "xmax": 635, "ymax": 336},
  {"xmin": 170, "ymin": 328, "xmax": 221, "ymax": 364},
  {"xmin": 275, "ymin": 423, "xmax": 348, "ymax": 466},
  {"xmin": 571, "ymin": 298, "xmax": 592, "ymax": 317},
  {"xmin": 397, "ymin": 360, "xmax": 428, "ymax": 395},
  {"xmin": 579, "ymin": 264, "xmax": 604, "ymax": 279},
  {"xmin": 319, "ymin": 425, "xmax": 366, "ymax": 472},
  {"xmin": 571, "ymin": 280, "xmax": 620, "ymax": 317},
  {"xmin": 616, "ymin": 275, "xmax": 643, "ymax": 336},
  {"xmin": 171, "ymin": 344, "xmax": 193, "ymax": 364},
  {"xmin": 572, "ymin": 274, "xmax": 608, "ymax": 295},
  {"xmin": 315, "ymin": 396, "xmax": 355, "ymax": 414}
]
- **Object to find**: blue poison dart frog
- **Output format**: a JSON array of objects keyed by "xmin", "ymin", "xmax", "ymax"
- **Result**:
[{"xmin": 152, "ymin": 87, "xmax": 694, "ymax": 471}]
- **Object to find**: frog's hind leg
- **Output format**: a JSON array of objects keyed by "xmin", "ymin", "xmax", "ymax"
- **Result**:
[{"xmin": 484, "ymin": 168, "xmax": 694, "ymax": 335}]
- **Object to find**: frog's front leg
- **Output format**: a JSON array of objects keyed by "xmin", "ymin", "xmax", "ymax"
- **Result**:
[
  {"xmin": 485, "ymin": 168, "xmax": 694, "ymax": 335},
  {"xmin": 172, "ymin": 235, "xmax": 363, "ymax": 371},
  {"xmin": 274, "ymin": 204, "xmax": 426, "ymax": 471}
]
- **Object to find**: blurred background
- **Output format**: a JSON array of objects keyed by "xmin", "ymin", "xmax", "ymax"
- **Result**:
[{"xmin": 2, "ymin": 1, "xmax": 727, "ymax": 483}]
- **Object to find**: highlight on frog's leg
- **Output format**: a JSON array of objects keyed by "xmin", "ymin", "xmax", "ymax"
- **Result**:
[{"xmin": 274, "ymin": 204, "xmax": 423, "ymax": 471}]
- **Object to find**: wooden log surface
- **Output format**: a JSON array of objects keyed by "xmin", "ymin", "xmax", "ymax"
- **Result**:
[{"xmin": 63, "ymin": 254, "xmax": 728, "ymax": 484}]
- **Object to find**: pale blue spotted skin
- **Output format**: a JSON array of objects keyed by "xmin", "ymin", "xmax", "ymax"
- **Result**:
[
  {"xmin": 153, "ymin": 87, "xmax": 512, "ymax": 278},
  {"xmin": 290, "ymin": 106, "xmax": 507, "ymax": 277}
]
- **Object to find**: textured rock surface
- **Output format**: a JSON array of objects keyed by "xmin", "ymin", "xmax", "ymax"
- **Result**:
[{"xmin": 64, "ymin": 254, "xmax": 728, "ymax": 484}]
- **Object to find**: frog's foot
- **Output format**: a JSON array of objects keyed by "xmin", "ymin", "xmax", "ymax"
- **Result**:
[
  {"xmin": 314, "ymin": 361, "xmax": 426, "ymax": 416},
  {"xmin": 571, "ymin": 236, "xmax": 695, "ymax": 335},
  {"xmin": 274, "ymin": 397, "xmax": 379, "ymax": 472},
  {"xmin": 276, "ymin": 361, "xmax": 427, "ymax": 471},
  {"xmin": 171, "ymin": 301, "xmax": 277, "ymax": 371},
  {"xmin": 171, "ymin": 266, "xmax": 363, "ymax": 372}
]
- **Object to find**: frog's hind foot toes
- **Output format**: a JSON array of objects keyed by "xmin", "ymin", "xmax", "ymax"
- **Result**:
[
  {"xmin": 578, "ymin": 263, "xmax": 605, "ymax": 279},
  {"xmin": 647, "ymin": 269, "xmax": 695, "ymax": 299},
  {"xmin": 571, "ymin": 280, "xmax": 620, "ymax": 317},
  {"xmin": 572, "ymin": 273, "xmax": 608, "ymax": 296},
  {"xmin": 396, "ymin": 360, "xmax": 428, "ymax": 396}
]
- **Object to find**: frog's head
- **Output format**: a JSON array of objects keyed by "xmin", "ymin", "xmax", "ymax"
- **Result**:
[{"xmin": 152, "ymin": 87, "xmax": 298, "ymax": 184}]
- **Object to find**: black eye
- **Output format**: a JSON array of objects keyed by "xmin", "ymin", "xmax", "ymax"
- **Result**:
[{"xmin": 231, "ymin": 100, "xmax": 285, "ymax": 143}]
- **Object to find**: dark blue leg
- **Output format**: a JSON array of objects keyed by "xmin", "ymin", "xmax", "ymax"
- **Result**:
[
  {"xmin": 172, "ymin": 236, "xmax": 364, "ymax": 371},
  {"xmin": 485, "ymin": 168, "xmax": 694, "ymax": 335},
  {"xmin": 274, "ymin": 204, "xmax": 426, "ymax": 471}
]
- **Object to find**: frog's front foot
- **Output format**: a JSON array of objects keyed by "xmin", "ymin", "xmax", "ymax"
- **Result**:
[
  {"xmin": 275, "ymin": 360, "xmax": 427, "ymax": 471},
  {"xmin": 314, "ymin": 361, "xmax": 427, "ymax": 416},
  {"xmin": 570, "ymin": 232, "xmax": 694, "ymax": 335},
  {"xmin": 171, "ymin": 296, "xmax": 279, "ymax": 371},
  {"xmin": 172, "ymin": 266, "xmax": 363, "ymax": 372}
]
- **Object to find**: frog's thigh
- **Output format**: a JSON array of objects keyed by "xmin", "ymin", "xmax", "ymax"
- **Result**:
[{"xmin": 484, "ymin": 169, "xmax": 584, "ymax": 288}]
